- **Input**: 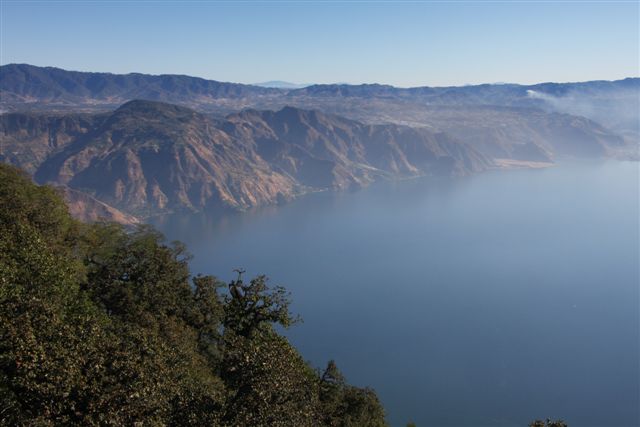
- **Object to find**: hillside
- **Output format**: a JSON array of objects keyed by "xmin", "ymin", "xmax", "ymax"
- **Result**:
[
  {"xmin": 1, "ymin": 100, "xmax": 492, "ymax": 221},
  {"xmin": 0, "ymin": 162, "xmax": 388, "ymax": 426}
]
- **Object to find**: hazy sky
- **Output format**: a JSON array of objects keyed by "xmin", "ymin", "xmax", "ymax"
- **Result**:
[{"xmin": 1, "ymin": 1, "xmax": 638, "ymax": 87}]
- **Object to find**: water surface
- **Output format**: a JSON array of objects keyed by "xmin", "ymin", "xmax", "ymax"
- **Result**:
[{"xmin": 154, "ymin": 161, "xmax": 639, "ymax": 427}]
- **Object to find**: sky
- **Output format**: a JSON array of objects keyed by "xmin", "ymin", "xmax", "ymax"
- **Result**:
[{"xmin": 0, "ymin": 1, "xmax": 638, "ymax": 87}]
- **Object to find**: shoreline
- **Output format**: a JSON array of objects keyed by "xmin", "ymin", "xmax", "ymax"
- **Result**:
[{"xmin": 492, "ymin": 158, "xmax": 556, "ymax": 169}]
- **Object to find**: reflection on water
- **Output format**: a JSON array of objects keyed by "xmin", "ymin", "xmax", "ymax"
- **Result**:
[{"xmin": 153, "ymin": 161, "xmax": 639, "ymax": 427}]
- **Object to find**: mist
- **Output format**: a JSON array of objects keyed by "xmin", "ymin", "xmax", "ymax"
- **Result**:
[{"xmin": 526, "ymin": 87, "xmax": 640, "ymax": 137}]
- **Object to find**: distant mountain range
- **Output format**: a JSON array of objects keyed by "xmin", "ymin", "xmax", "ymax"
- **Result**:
[
  {"xmin": 2, "ymin": 64, "xmax": 638, "ymax": 136},
  {"xmin": 0, "ymin": 64, "xmax": 280, "ymax": 111},
  {"xmin": 1, "ymin": 64, "xmax": 638, "ymax": 223},
  {"xmin": 254, "ymin": 81, "xmax": 311, "ymax": 89}
]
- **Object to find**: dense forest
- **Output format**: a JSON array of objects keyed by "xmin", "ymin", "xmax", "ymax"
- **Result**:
[{"xmin": 0, "ymin": 163, "xmax": 387, "ymax": 426}]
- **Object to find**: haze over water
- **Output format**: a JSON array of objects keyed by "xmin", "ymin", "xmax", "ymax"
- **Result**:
[{"xmin": 154, "ymin": 160, "xmax": 639, "ymax": 427}]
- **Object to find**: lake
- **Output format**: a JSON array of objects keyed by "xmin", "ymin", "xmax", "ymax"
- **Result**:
[{"xmin": 153, "ymin": 160, "xmax": 639, "ymax": 427}]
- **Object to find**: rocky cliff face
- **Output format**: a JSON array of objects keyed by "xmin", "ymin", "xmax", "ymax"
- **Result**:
[
  {"xmin": 28, "ymin": 101, "xmax": 301, "ymax": 217},
  {"xmin": 224, "ymin": 107, "xmax": 491, "ymax": 189},
  {"xmin": 1, "ymin": 100, "xmax": 491, "ymax": 221},
  {"xmin": 0, "ymin": 112, "xmax": 99, "ymax": 173},
  {"xmin": 60, "ymin": 186, "xmax": 140, "ymax": 225}
]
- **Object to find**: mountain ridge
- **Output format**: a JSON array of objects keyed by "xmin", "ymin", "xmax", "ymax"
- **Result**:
[
  {"xmin": 3, "ymin": 64, "xmax": 637, "ymax": 114},
  {"xmin": 3, "ymin": 63, "xmax": 636, "ymax": 95},
  {"xmin": 2, "ymin": 100, "xmax": 495, "ymax": 222},
  {"xmin": 0, "ymin": 63, "xmax": 282, "ymax": 107},
  {"xmin": 3, "ymin": 64, "xmax": 636, "ymax": 152}
]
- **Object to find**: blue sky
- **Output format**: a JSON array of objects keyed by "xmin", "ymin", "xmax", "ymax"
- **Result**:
[{"xmin": 1, "ymin": 1, "xmax": 638, "ymax": 87}]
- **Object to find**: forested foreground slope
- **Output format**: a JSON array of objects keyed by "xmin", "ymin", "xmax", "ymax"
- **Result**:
[{"xmin": 0, "ymin": 163, "xmax": 387, "ymax": 426}]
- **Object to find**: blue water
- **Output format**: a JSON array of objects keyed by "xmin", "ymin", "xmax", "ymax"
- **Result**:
[{"xmin": 153, "ymin": 160, "xmax": 639, "ymax": 427}]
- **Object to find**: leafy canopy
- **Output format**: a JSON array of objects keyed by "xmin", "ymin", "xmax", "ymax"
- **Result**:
[{"xmin": 0, "ymin": 163, "xmax": 388, "ymax": 426}]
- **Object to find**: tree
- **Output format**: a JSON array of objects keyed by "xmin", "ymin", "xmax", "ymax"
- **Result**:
[
  {"xmin": 223, "ymin": 273, "xmax": 299, "ymax": 337},
  {"xmin": 220, "ymin": 272, "xmax": 317, "ymax": 426},
  {"xmin": 0, "ymin": 165, "xmax": 226, "ymax": 424},
  {"xmin": 529, "ymin": 420, "xmax": 568, "ymax": 427},
  {"xmin": 318, "ymin": 360, "xmax": 387, "ymax": 427},
  {"xmin": 0, "ymin": 163, "xmax": 389, "ymax": 426},
  {"xmin": 221, "ymin": 330, "xmax": 319, "ymax": 426}
]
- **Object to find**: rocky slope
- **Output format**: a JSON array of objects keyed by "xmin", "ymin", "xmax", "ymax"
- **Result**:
[
  {"xmin": 223, "ymin": 106, "xmax": 490, "ymax": 189},
  {"xmin": 1, "ymin": 100, "xmax": 491, "ymax": 221},
  {"xmin": 60, "ymin": 186, "xmax": 140, "ymax": 225},
  {"xmin": 30, "ymin": 101, "xmax": 301, "ymax": 217},
  {"xmin": 0, "ymin": 112, "xmax": 100, "ymax": 173}
]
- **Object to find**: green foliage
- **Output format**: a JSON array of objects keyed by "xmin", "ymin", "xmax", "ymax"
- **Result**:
[
  {"xmin": 221, "ymin": 331, "xmax": 319, "ymax": 426},
  {"xmin": 529, "ymin": 420, "xmax": 568, "ymax": 427},
  {"xmin": 319, "ymin": 360, "xmax": 387, "ymax": 427},
  {"xmin": 223, "ymin": 273, "xmax": 299, "ymax": 337},
  {"xmin": 0, "ymin": 163, "xmax": 388, "ymax": 426},
  {"xmin": 82, "ymin": 223, "xmax": 194, "ymax": 324},
  {"xmin": 0, "ymin": 164, "xmax": 77, "ymax": 248}
]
